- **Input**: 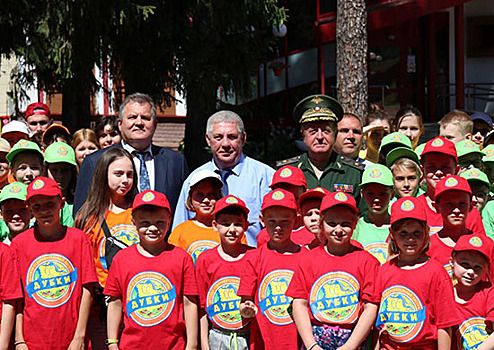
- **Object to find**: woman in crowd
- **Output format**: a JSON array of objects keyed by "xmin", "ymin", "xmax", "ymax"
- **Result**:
[
  {"xmin": 95, "ymin": 116, "xmax": 121, "ymax": 148},
  {"xmin": 394, "ymin": 106, "xmax": 424, "ymax": 149},
  {"xmin": 71, "ymin": 128, "xmax": 100, "ymax": 166}
]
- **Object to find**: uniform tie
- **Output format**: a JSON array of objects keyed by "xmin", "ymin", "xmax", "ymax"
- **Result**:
[
  {"xmin": 217, "ymin": 169, "xmax": 232, "ymax": 196},
  {"xmin": 134, "ymin": 151, "xmax": 151, "ymax": 192}
]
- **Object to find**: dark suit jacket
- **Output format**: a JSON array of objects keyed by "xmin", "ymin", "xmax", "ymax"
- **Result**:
[{"xmin": 73, "ymin": 142, "xmax": 189, "ymax": 218}]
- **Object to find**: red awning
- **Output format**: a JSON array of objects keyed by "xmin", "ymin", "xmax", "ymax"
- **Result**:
[{"xmin": 315, "ymin": 0, "xmax": 472, "ymax": 44}]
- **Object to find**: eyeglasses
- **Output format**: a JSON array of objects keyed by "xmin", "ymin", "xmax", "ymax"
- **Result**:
[
  {"xmin": 473, "ymin": 128, "xmax": 490, "ymax": 137},
  {"xmin": 28, "ymin": 120, "xmax": 49, "ymax": 127}
]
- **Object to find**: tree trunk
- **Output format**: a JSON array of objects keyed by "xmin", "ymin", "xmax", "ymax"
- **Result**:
[
  {"xmin": 62, "ymin": 75, "xmax": 91, "ymax": 132},
  {"xmin": 184, "ymin": 83, "xmax": 217, "ymax": 171},
  {"xmin": 336, "ymin": 0, "xmax": 368, "ymax": 118}
]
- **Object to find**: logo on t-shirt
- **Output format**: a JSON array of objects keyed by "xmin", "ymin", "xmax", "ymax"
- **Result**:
[
  {"xmin": 364, "ymin": 242, "xmax": 388, "ymax": 265},
  {"xmin": 126, "ymin": 271, "xmax": 176, "ymax": 327},
  {"xmin": 309, "ymin": 271, "xmax": 360, "ymax": 324},
  {"xmin": 206, "ymin": 276, "xmax": 246, "ymax": 330},
  {"xmin": 376, "ymin": 285, "xmax": 425, "ymax": 343},
  {"xmin": 186, "ymin": 240, "xmax": 219, "ymax": 264},
  {"xmin": 25, "ymin": 253, "xmax": 77, "ymax": 308},
  {"xmin": 99, "ymin": 224, "xmax": 139, "ymax": 269},
  {"xmin": 457, "ymin": 317, "xmax": 488, "ymax": 350},
  {"xmin": 258, "ymin": 269, "xmax": 294, "ymax": 325}
]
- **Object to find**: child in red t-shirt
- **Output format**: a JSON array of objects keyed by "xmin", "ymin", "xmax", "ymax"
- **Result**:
[
  {"xmin": 298, "ymin": 187, "xmax": 329, "ymax": 249},
  {"xmin": 11, "ymin": 177, "xmax": 98, "ymax": 350},
  {"xmin": 0, "ymin": 242, "xmax": 23, "ymax": 348},
  {"xmin": 429, "ymin": 175, "xmax": 494, "ymax": 278},
  {"xmin": 256, "ymin": 166, "xmax": 309, "ymax": 246},
  {"xmin": 286, "ymin": 191, "xmax": 380, "ymax": 350},
  {"xmin": 195, "ymin": 195, "xmax": 252, "ymax": 350},
  {"xmin": 375, "ymin": 196, "xmax": 460, "ymax": 350},
  {"xmin": 418, "ymin": 136, "xmax": 485, "ymax": 235},
  {"xmin": 168, "ymin": 170, "xmax": 224, "ymax": 263},
  {"xmin": 238, "ymin": 189, "xmax": 306, "ymax": 350},
  {"xmin": 104, "ymin": 190, "xmax": 199, "ymax": 350},
  {"xmin": 451, "ymin": 234, "xmax": 494, "ymax": 350}
]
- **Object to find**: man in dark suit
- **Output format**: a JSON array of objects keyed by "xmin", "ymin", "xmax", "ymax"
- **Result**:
[{"xmin": 73, "ymin": 93, "xmax": 188, "ymax": 216}]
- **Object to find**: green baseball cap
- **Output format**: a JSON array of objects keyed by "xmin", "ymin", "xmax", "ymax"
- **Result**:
[
  {"xmin": 6, "ymin": 140, "xmax": 43, "ymax": 164},
  {"xmin": 482, "ymin": 144, "xmax": 494, "ymax": 163},
  {"xmin": 0, "ymin": 182, "xmax": 27, "ymax": 204},
  {"xmin": 456, "ymin": 139, "xmax": 483, "ymax": 158},
  {"xmin": 44, "ymin": 142, "xmax": 77, "ymax": 166},
  {"xmin": 379, "ymin": 132, "xmax": 412, "ymax": 153},
  {"xmin": 361, "ymin": 164, "xmax": 394, "ymax": 187},
  {"xmin": 386, "ymin": 147, "xmax": 420, "ymax": 167},
  {"xmin": 415, "ymin": 142, "xmax": 426, "ymax": 160},
  {"xmin": 293, "ymin": 95, "xmax": 343, "ymax": 125},
  {"xmin": 460, "ymin": 167, "xmax": 490, "ymax": 187}
]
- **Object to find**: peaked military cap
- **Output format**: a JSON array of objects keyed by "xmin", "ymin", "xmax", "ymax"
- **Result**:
[{"xmin": 293, "ymin": 94, "xmax": 344, "ymax": 125}]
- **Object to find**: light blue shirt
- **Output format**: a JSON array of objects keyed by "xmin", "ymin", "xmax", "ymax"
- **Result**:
[{"xmin": 172, "ymin": 154, "xmax": 275, "ymax": 246}]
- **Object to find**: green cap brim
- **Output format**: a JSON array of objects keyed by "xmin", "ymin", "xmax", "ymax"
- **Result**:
[
  {"xmin": 361, "ymin": 164, "xmax": 394, "ymax": 187},
  {"xmin": 386, "ymin": 147, "xmax": 420, "ymax": 167},
  {"xmin": 0, "ymin": 182, "xmax": 27, "ymax": 203}
]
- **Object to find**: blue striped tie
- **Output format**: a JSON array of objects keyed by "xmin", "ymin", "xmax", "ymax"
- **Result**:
[{"xmin": 134, "ymin": 151, "xmax": 151, "ymax": 192}]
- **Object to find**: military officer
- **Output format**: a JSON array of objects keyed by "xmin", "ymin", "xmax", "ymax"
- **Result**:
[{"xmin": 277, "ymin": 94, "xmax": 365, "ymax": 203}]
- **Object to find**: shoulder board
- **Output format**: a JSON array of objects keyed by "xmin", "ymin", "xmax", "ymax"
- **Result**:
[
  {"xmin": 276, "ymin": 155, "xmax": 301, "ymax": 168},
  {"xmin": 339, "ymin": 155, "xmax": 365, "ymax": 171}
]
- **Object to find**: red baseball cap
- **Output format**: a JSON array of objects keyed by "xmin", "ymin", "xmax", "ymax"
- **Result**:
[
  {"xmin": 434, "ymin": 175, "xmax": 472, "ymax": 201},
  {"xmin": 421, "ymin": 137, "xmax": 457, "ymax": 164},
  {"xmin": 261, "ymin": 189, "xmax": 297, "ymax": 213},
  {"xmin": 26, "ymin": 177, "xmax": 61, "ymax": 201},
  {"xmin": 454, "ymin": 234, "xmax": 492, "ymax": 265},
  {"xmin": 298, "ymin": 187, "xmax": 329, "ymax": 206},
  {"xmin": 319, "ymin": 191, "xmax": 358, "ymax": 214},
  {"xmin": 213, "ymin": 195, "xmax": 250, "ymax": 218},
  {"xmin": 25, "ymin": 102, "xmax": 51, "ymax": 118},
  {"xmin": 390, "ymin": 196, "xmax": 427, "ymax": 225},
  {"xmin": 270, "ymin": 165, "xmax": 307, "ymax": 189},
  {"xmin": 132, "ymin": 190, "xmax": 171, "ymax": 213}
]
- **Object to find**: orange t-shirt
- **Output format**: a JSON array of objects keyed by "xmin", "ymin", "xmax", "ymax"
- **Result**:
[
  {"xmin": 168, "ymin": 220, "xmax": 220, "ymax": 264},
  {"xmin": 86, "ymin": 209, "xmax": 138, "ymax": 287}
]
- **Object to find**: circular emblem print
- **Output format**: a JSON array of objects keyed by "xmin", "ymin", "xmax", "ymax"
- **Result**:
[
  {"xmin": 57, "ymin": 146, "xmax": 68, "ymax": 156},
  {"xmin": 391, "ymin": 134, "xmax": 403, "ymax": 141},
  {"xmin": 309, "ymin": 271, "xmax": 360, "ymax": 324},
  {"xmin": 431, "ymin": 138, "xmax": 444, "ymax": 147},
  {"xmin": 376, "ymin": 285, "xmax": 425, "ymax": 343},
  {"xmin": 272, "ymin": 190, "xmax": 285, "ymax": 200},
  {"xmin": 469, "ymin": 169, "xmax": 480, "ymax": 178},
  {"xmin": 469, "ymin": 236, "xmax": 483, "ymax": 247},
  {"xmin": 25, "ymin": 254, "xmax": 77, "ymax": 308},
  {"xmin": 464, "ymin": 141, "xmax": 475, "ymax": 148},
  {"xmin": 369, "ymin": 168, "xmax": 382, "ymax": 178},
  {"xmin": 225, "ymin": 196, "xmax": 238, "ymax": 204},
  {"xmin": 32, "ymin": 179, "xmax": 45, "ymax": 190},
  {"xmin": 279, "ymin": 168, "xmax": 293, "ymax": 178},
  {"xmin": 444, "ymin": 177, "xmax": 459, "ymax": 188},
  {"xmin": 206, "ymin": 276, "xmax": 247, "ymax": 330},
  {"xmin": 485, "ymin": 148, "xmax": 494, "ymax": 158},
  {"xmin": 400, "ymin": 200, "xmax": 415, "ymax": 212},
  {"xmin": 334, "ymin": 192, "xmax": 348, "ymax": 202},
  {"xmin": 126, "ymin": 272, "xmax": 176, "ymax": 327},
  {"xmin": 258, "ymin": 269, "xmax": 294, "ymax": 325},
  {"xmin": 17, "ymin": 140, "xmax": 29, "ymax": 148},
  {"xmin": 364, "ymin": 242, "xmax": 388, "ymax": 265},
  {"xmin": 8, "ymin": 184, "xmax": 22, "ymax": 193},
  {"xmin": 142, "ymin": 192, "xmax": 155, "ymax": 202},
  {"xmin": 457, "ymin": 317, "xmax": 488, "ymax": 350},
  {"xmin": 186, "ymin": 240, "xmax": 219, "ymax": 264},
  {"xmin": 99, "ymin": 224, "xmax": 139, "ymax": 270}
]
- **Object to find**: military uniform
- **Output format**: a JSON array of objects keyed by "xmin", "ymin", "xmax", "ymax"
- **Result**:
[
  {"xmin": 277, "ymin": 152, "xmax": 364, "ymax": 200},
  {"xmin": 278, "ymin": 94, "xmax": 367, "ymax": 211}
]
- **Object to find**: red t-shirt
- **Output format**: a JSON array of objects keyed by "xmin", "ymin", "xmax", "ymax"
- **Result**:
[
  {"xmin": 454, "ymin": 283, "xmax": 494, "ymax": 350},
  {"xmin": 417, "ymin": 194, "xmax": 485, "ymax": 235},
  {"xmin": 237, "ymin": 243, "xmax": 306, "ymax": 350},
  {"xmin": 375, "ymin": 258, "xmax": 460, "ymax": 349},
  {"xmin": 286, "ymin": 246, "xmax": 380, "ymax": 326},
  {"xmin": 256, "ymin": 226, "xmax": 315, "ymax": 247},
  {"xmin": 0, "ymin": 243, "xmax": 23, "ymax": 320},
  {"xmin": 10, "ymin": 227, "xmax": 98, "ymax": 350},
  {"xmin": 104, "ymin": 244, "xmax": 198, "ymax": 350},
  {"xmin": 195, "ymin": 246, "xmax": 252, "ymax": 331}
]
